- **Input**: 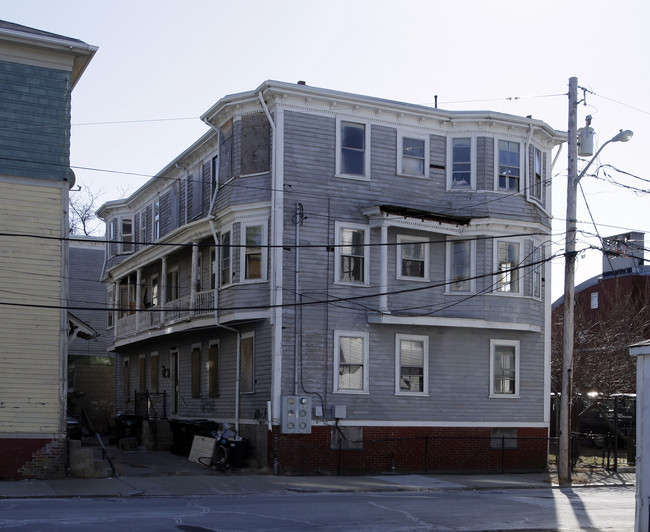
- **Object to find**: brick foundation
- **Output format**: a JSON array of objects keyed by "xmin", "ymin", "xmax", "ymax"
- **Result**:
[
  {"xmin": 0, "ymin": 438, "xmax": 67, "ymax": 480},
  {"xmin": 269, "ymin": 426, "xmax": 548, "ymax": 475}
]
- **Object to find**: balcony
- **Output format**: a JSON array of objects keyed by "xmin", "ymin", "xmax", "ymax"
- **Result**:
[{"xmin": 115, "ymin": 289, "xmax": 215, "ymax": 340}]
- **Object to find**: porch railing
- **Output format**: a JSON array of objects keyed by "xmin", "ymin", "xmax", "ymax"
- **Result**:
[{"xmin": 115, "ymin": 289, "xmax": 215, "ymax": 339}]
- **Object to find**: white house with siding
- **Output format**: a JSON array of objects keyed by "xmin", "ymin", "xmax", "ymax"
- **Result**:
[
  {"xmin": 0, "ymin": 21, "xmax": 95, "ymax": 479},
  {"xmin": 98, "ymin": 81, "xmax": 564, "ymax": 473}
]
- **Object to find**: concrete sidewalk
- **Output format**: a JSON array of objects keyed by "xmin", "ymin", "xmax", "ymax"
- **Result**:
[{"xmin": 0, "ymin": 447, "xmax": 636, "ymax": 499}]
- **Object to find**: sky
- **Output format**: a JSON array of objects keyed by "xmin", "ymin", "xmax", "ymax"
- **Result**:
[{"xmin": 3, "ymin": 0, "xmax": 649, "ymax": 301}]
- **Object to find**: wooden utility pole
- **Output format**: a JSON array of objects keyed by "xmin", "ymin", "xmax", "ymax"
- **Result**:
[{"xmin": 559, "ymin": 76, "xmax": 579, "ymax": 484}]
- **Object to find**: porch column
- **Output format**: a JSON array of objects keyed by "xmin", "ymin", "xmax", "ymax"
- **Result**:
[
  {"xmin": 379, "ymin": 223, "xmax": 389, "ymax": 313},
  {"xmin": 191, "ymin": 241, "xmax": 198, "ymax": 317},
  {"xmin": 161, "ymin": 257, "xmax": 167, "ymax": 324},
  {"xmin": 135, "ymin": 268, "xmax": 142, "ymax": 331}
]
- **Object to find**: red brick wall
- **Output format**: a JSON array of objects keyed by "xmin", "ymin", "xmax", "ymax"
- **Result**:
[
  {"xmin": 269, "ymin": 426, "xmax": 548, "ymax": 475},
  {"xmin": 0, "ymin": 438, "xmax": 66, "ymax": 479}
]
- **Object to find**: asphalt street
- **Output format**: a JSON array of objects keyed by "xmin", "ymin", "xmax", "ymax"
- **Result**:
[{"xmin": 0, "ymin": 485, "xmax": 635, "ymax": 531}]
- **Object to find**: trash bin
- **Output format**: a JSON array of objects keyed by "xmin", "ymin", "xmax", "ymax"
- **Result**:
[
  {"xmin": 114, "ymin": 415, "xmax": 140, "ymax": 440},
  {"xmin": 220, "ymin": 438, "xmax": 248, "ymax": 468}
]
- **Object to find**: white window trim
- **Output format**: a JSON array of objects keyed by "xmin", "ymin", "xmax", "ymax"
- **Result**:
[
  {"xmin": 489, "ymin": 339, "xmax": 520, "ymax": 398},
  {"xmin": 334, "ymin": 221, "xmax": 370, "ymax": 286},
  {"xmin": 240, "ymin": 331, "xmax": 255, "ymax": 394},
  {"xmin": 394, "ymin": 333, "xmax": 429, "ymax": 396},
  {"xmin": 494, "ymin": 138, "xmax": 523, "ymax": 193},
  {"xmin": 219, "ymin": 226, "xmax": 233, "ymax": 289},
  {"xmin": 396, "ymin": 234, "xmax": 430, "ymax": 282},
  {"xmin": 397, "ymin": 130, "xmax": 430, "ymax": 179},
  {"xmin": 335, "ymin": 117, "xmax": 371, "ymax": 181},
  {"xmin": 333, "ymin": 330, "xmax": 369, "ymax": 394},
  {"xmin": 239, "ymin": 220, "xmax": 268, "ymax": 283},
  {"xmin": 446, "ymin": 135, "xmax": 476, "ymax": 191},
  {"xmin": 493, "ymin": 239, "xmax": 523, "ymax": 296}
]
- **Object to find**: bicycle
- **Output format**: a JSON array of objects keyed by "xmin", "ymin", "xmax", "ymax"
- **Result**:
[{"xmin": 197, "ymin": 443, "xmax": 231, "ymax": 472}]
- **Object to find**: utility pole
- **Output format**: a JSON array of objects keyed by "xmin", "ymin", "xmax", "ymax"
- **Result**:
[{"xmin": 559, "ymin": 76, "xmax": 579, "ymax": 485}]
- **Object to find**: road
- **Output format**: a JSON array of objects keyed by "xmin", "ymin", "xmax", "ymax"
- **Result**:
[{"xmin": 0, "ymin": 486, "xmax": 635, "ymax": 531}]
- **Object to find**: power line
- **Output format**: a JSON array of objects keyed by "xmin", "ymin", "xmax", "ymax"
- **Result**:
[{"xmin": 0, "ymin": 250, "xmax": 565, "ymax": 315}]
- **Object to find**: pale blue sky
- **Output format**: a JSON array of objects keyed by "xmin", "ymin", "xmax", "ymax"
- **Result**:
[{"xmin": 3, "ymin": 0, "xmax": 649, "ymax": 300}]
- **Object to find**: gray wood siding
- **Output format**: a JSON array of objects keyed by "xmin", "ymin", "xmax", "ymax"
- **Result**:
[
  {"xmin": 0, "ymin": 60, "xmax": 71, "ymax": 182},
  {"xmin": 114, "ymin": 321, "xmax": 272, "ymax": 419},
  {"xmin": 279, "ymin": 109, "xmax": 548, "ymax": 424}
]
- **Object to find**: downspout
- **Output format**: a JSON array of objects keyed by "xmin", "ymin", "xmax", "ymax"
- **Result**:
[{"xmin": 258, "ymin": 89, "xmax": 283, "ymax": 429}]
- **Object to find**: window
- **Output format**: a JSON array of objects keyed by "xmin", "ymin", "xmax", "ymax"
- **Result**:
[
  {"xmin": 241, "ymin": 223, "xmax": 266, "ymax": 281},
  {"xmin": 191, "ymin": 345, "xmax": 201, "ymax": 399},
  {"xmin": 107, "ymin": 220, "xmax": 115, "ymax": 258},
  {"xmin": 337, "ymin": 120, "xmax": 369, "ymax": 178},
  {"xmin": 140, "ymin": 210, "xmax": 147, "ymax": 245},
  {"xmin": 496, "ymin": 241, "xmax": 520, "ymax": 293},
  {"xmin": 450, "ymin": 138, "xmax": 472, "ymax": 189},
  {"xmin": 240, "ymin": 333, "xmax": 254, "ymax": 393},
  {"xmin": 490, "ymin": 340, "xmax": 519, "ymax": 397},
  {"xmin": 532, "ymin": 246, "xmax": 542, "ymax": 298},
  {"xmin": 166, "ymin": 268, "xmax": 179, "ymax": 302},
  {"xmin": 208, "ymin": 342, "xmax": 219, "ymax": 397},
  {"xmin": 395, "ymin": 334, "xmax": 428, "ymax": 395},
  {"xmin": 121, "ymin": 217, "xmax": 133, "ymax": 253},
  {"xmin": 491, "ymin": 428, "xmax": 518, "ymax": 449},
  {"xmin": 211, "ymin": 154, "xmax": 219, "ymax": 192},
  {"xmin": 107, "ymin": 286, "xmax": 114, "ymax": 329},
  {"xmin": 123, "ymin": 357, "xmax": 130, "ymax": 403},
  {"xmin": 398, "ymin": 134, "xmax": 428, "ymax": 177},
  {"xmin": 138, "ymin": 354, "xmax": 146, "ymax": 392},
  {"xmin": 591, "ymin": 291, "xmax": 599, "ymax": 309},
  {"xmin": 150, "ymin": 352, "xmax": 159, "ymax": 394},
  {"xmin": 210, "ymin": 249, "xmax": 216, "ymax": 290},
  {"xmin": 335, "ymin": 223, "xmax": 369, "ymax": 284},
  {"xmin": 532, "ymin": 147, "xmax": 543, "ymax": 200},
  {"xmin": 151, "ymin": 275, "xmax": 159, "ymax": 307},
  {"xmin": 334, "ymin": 331, "xmax": 369, "ymax": 393},
  {"xmin": 153, "ymin": 200, "xmax": 160, "ymax": 240},
  {"xmin": 397, "ymin": 235, "xmax": 429, "ymax": 280},
  {"xmin": 498, "ymin": 140, "xmax": 520, "ymax": 191},
  {"xmin": 447, "ymin": 239, "xmax": 473, "ymax": 292},
  {"xmin": 190, "ymin": 164, "xmax": 202, "ymax": 220},
  {"xmin": 220, "ymin": 230, "xmax": 231, "ymax": 287}
]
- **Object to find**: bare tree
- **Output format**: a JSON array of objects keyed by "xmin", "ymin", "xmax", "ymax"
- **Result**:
[
  {"xmin": 552, "ymin": 276, "xmax": 650, "ymax": 397},
  {"xmin": 69, "ymin": 185, "xmax": 104, "ymax": 236}
]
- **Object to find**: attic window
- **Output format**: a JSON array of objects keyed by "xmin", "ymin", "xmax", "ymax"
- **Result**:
[{"xmin": 591, "ymin": 292, "xmax": 599, "ymax": 309}]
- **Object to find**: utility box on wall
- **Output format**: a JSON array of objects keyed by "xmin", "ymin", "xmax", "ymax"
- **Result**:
[{"xmin": 281, "ymin": 395, "xmax": 312, "ymax": 434}]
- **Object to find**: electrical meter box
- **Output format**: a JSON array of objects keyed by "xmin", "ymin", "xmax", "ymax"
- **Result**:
[{"xmin": 281, "ymin": 395, "xmax": 312, "ymax": 434}]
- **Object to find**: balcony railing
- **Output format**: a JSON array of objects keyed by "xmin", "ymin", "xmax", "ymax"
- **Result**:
[{"xmin": 115, "ymin": 289, "xmax": 215, "ymax": 340}]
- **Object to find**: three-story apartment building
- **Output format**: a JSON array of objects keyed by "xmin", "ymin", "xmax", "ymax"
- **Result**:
[{"xmin": 98, "ymin": 81, "xmax": 564, "ymax": 473}]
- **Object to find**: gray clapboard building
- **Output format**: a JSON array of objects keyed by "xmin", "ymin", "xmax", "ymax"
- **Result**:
[{"xmin": 98, "ymin": 81, "xmax": 564, "ymax": 472}]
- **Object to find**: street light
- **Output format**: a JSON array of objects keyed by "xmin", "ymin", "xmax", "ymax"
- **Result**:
[{"xmin": 558, "ymin": 77, "xmax": 633, "ymax": 484}]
